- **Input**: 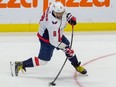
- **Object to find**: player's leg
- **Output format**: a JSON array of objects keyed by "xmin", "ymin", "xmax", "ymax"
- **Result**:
[
  {"xmin": 13, "ymin": 40, "xmax": 55, "ymax": 76},
  {"xmin": 62, "ymin": 35, "xmax": 87, "ymax": 74}
]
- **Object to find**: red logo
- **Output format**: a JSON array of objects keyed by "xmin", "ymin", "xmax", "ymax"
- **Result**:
[{"xmin": 53, "ymin": 31, "xmax": 56, "ymax": 36}]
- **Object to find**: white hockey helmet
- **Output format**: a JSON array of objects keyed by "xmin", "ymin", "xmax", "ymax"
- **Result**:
[{"xmin": 52, "ymin": 2, "xmax": 65, "ymax": 13}]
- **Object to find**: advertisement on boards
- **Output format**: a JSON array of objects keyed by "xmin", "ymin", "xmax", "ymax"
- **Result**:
[{"xmin": 0, "ymin": 0, "xmax": 115, "ymax": 24}]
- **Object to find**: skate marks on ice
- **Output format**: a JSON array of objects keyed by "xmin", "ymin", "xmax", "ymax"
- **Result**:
[{"xmin": 1, "ymin": 32, "xmax": 116, "ymax": 87}]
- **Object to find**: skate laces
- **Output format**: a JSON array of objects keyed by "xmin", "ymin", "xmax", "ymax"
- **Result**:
[
  {"xmin": 18, "ymin": 65, "xmax": 25, "ymax": 73},
  {"xmin": 15, "ymin": 62, "xmax": 25, "ymax": 73}
]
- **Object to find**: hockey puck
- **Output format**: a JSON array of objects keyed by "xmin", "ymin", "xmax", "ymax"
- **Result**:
[{"xmin": 49, "ymin": 82, "xmax": 56, "ymax": 86}]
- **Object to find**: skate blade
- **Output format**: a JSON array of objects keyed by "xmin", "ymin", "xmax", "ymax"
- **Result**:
[
  {"xmin": 80, "ymin": 73, "xmax": 88, "ymax": 77},
  {"xmin": 10, "ymin": 61, "xmax": 16, "ymax": 77}
]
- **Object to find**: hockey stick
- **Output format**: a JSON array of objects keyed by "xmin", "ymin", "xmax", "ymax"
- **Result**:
[{"xmin": 49, "ymin": 25, "xmax": 74, "ymax": 86}]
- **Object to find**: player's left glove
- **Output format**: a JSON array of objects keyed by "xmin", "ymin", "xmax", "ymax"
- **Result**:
[{"xmin": 67, "ymin": 13, "xmax": 77, "ymax": 25}]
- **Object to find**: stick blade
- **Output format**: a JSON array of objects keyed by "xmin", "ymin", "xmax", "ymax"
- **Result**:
[{"xmin": 49, "ymin": 82, "xmax": 56, "ymax": 86}]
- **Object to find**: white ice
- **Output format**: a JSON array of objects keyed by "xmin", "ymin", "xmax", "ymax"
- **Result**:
[{"xmin": 0, "ymin": 32, "xmax": 116, "ymax": 87}]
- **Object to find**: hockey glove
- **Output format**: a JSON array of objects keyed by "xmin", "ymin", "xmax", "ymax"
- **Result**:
[
  {"xmin": 64, "ymin": 46, "xmax": 74, "ymax": 57},
  {"xmin": 67, "ymin": 13, "xmax": 77, "ymax": 25}
]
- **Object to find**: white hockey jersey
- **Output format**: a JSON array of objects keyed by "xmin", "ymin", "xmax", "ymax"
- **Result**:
[{"xmin": 37, "ymin": 4, "xmax": 69, "ymax": 47}]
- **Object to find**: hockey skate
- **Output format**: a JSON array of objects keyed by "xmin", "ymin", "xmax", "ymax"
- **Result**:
[
  {"xmin": 10, "ymin": 61, "xmax": 26, "ymax": 76},
  {"xmin": 72, "ymin": 62, "xmax": 87, "ymax": 75},
  {"xmin": 75, "ymin": 66, "xmax": 87, "ymax": 74}
]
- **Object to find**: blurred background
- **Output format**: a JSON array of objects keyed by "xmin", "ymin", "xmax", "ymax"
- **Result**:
[{"xmin": 0, "ymin": 0, "xmax": 116, "ymax": 32}]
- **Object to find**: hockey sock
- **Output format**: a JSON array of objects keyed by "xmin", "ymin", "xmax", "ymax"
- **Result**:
[
  {"xmin": 68, "ymin": 55, "xmax": 80, "ymax": 67},
  {"xmin": 22, "ymin": 57, "xmax": 47, "ymax": 68},
  {"xmin": 22, "ymin": 57, "xmax": 34, "ymax": 68}
]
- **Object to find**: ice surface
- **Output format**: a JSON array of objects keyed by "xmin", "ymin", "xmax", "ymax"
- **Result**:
[{"xmin": 0, "ymin": 32, "xmax": 116, "ymax": 87}]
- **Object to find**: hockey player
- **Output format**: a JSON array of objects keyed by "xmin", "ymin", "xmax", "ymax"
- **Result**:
[{"xmin": 12, "ymin": 1, "xmax": 87, "ymax": 76}]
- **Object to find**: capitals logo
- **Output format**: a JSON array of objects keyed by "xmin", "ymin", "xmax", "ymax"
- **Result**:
[{"xmin": 52, "ymin": 21, "xmax": 58, "ymax": 24}]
